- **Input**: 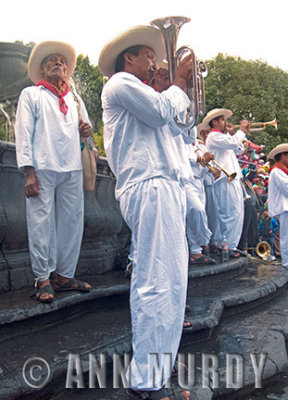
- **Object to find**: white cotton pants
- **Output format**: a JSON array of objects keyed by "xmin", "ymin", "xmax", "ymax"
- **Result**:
[
  {"xmin": 185, "ymin": 181, "xmax": 211, "ymax": 254},
  {"xmin": 119, "ymin": 178, "xmax": 188, "ymax": 390},
  {"xmin": 26, "ymin": 170, "xmax": 84, "ymax": 281},
  {"xmin": 205, "ymin": 185, "xmax": 221, "ymax": 246},
  {"xmin": 278, "ymin": 212, "xmax": 288, "ymax": 267},
  {"xmin": 213, "ymin": 178, "xmax": 244, "ymax": 250}
]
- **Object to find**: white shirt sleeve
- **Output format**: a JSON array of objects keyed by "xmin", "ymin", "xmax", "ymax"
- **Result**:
[
  {"xmin": 15, "ymin": 89, "xmax": 37, "ymax": 169},
  {"xmin": 105, "ymin": 73, "xmax": 190, "ymax": 128}
]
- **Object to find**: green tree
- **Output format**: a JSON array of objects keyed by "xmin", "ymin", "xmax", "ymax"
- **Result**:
[
  {"xmin": 73, "ymin": 55, "xmax": 104, "ymax": 135},
  {"xmin": 204, "ymin": 53, "xmax": 288, "ymax": 154}
]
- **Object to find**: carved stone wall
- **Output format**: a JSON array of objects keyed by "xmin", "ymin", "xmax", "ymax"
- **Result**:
[{"xmin": 0, "ymin": 141, "xmax": 131, "ymax": 293}]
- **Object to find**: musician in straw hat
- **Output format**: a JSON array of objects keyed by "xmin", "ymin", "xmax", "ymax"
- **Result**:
[
  {"xmin": 204, "ymin": 109, "xmax": 249, "ymax": 257},
  {"xmin": 98, "ymin": 25, "xmax": 192, "ymax": 399},
  {"xmin": 267, "ymin": 143, "xmax": 288, "ymax": 268},
  {"xmin": 15, "ymin": 41, "xmax": 92, "ymax": 303}
]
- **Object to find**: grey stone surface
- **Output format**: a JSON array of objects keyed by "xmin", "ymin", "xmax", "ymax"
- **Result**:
[
  {"xmin": 0, "ymin": 42, "xmax": 33, "ymax": 103},
  {"xmin": 0, "ymin": 259, "xmax": 288, "ymax": 399},
  {"xmin": 0, "ymin": 141, "xmax": 131, "ymax": 293}
]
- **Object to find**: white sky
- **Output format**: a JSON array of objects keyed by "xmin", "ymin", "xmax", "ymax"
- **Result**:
[{"xmin": 2, "ymin": 0, "xmax": 287, "ymax": 72}]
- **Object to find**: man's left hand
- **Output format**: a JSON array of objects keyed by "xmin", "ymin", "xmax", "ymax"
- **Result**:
[{"xmin": 79, "ymin": 121, "xmax": 92, "ymax": 137}]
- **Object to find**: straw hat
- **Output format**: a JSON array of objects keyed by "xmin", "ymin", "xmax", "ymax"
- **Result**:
[
  {"xmin": 267, "ymin": 143, "xmax": 288, "ymax": 160},
  {"xmin": 201, "ymin": 108, "xmax": 233, "ymax": 130},
  {"xmin": 98, "ymin": 25, "xmax": 166, "ymax": 77},
  {"xmin": 27, "ymin": 41, "xmax": 77, "ymax": 83}
]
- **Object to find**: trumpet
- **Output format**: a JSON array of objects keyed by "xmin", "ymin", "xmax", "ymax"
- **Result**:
[
  {"xmin": 150, "ymin": 16, "xmax": 207, "ymax": 129},
  {"xmin": 233, "ymin": 118, "xmax": 277, "ymax": 134},
  {"xmin": 195, "ymin": 145, "xmax": 237, "ymax": 183}
]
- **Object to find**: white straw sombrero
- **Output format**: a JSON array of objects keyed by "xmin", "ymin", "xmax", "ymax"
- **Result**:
[
  {"xmin": 27, "ymin": 41, "xmax": 77, "ymax": 83},
  {"xmin": 268, "ymin": 143, "xmax": 288, "ymax": 160},
  {"xmin": 98, "ymin": 25, "xmax": 166, "ymax": 77},
  {"xmin": 201, "ymin": 109, "xmax": 233, "ymax": 130}
]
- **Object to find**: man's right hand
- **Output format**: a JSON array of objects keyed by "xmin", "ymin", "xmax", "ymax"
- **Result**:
[
  {"xmin": 173, "ymin": 55, "xmax": 193, "ymax": 92},
  {"xmin": 24, "ymin": 167, "xmax": 40, "ymax": 198}
]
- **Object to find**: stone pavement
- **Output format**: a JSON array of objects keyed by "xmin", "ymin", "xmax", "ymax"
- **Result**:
[{"xmin": 1, "ymin": 257, "xmax": 288, "ymax": 400}]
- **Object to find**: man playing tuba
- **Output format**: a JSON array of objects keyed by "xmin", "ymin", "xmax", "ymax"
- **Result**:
[{"xmin": 98, "ymin": 23, "xmax": 192, "ymax": 399}]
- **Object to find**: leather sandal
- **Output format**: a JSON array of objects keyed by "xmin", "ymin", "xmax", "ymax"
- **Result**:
[
  {"xmin": 190, "ymin": 254, "xmax": 216, "ymax": 265},
  {"xmin": 33, "ymin": 283, "xmax": 55, "ymax": 304},
  {"xmin": 229, "ymin": 250, "xmax": 241, "ymax": 259},
  {"xmin": 119, "ymin": 386, "xmax": 190, "ymax": 399},
  {"xmin": 52, "ymin": 277, "xmax": 91, "ymax": 292}
]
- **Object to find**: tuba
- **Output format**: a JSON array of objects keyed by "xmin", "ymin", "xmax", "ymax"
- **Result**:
[
  {"xmin": 256, "ymin": 241, "xmax": 271, "ymax": 259},
  {"xmin": 150, "ymin": 16, "xmax": 207, "ymax": 129}
]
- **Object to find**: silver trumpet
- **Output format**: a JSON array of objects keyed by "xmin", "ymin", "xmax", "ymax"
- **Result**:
[{"xmin": 150, "ymin": 16, "xmax": 207, "ymax": 129}]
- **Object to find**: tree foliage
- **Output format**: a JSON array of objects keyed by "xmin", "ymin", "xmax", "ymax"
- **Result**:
[
  {"xmin": 204, "ymin": 53, "xmax": 288, "ymax": 154},
  {"xmin": 73, "ymin": 54, "xmax": 103, "ymax": 134}
]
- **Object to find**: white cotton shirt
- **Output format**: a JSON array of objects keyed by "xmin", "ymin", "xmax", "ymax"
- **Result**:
[
  {"xmin": 15, "ymin": 86, "xmax": 90, "ymax": 172},
  {"xmin": 101, "ymin": 72, "xmax": 191, "ymax": 199},
  {"xmin": 206, "ymin": 129, "xmax": 246, "ymax": 181},
  {"xmin": 268, "ymin": 167, "xmax": 288, "ymax": 217}
]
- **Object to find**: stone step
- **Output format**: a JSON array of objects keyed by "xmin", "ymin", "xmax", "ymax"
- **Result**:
[
  {"xmin": 5, "ymin": 260, "xmax": 288, "ymax": 400},
  {"xmin": 0, "ymin": 257, "xmax": 248, "ymax": 326},
  {"xmin": 0, "ymin": 259, "xmax": 287, "ymax": 399}
]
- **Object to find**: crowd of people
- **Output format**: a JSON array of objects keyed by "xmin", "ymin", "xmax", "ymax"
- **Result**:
[{"xmin": 13, "ymin": 20, "xmax": 288, "ymax": 400}]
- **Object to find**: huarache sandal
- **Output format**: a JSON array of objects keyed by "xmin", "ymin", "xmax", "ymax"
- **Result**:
[
  {"xmin": 183, "ymin": 320, "xmax": 192, "ymax": 329},
  {"xmin": 52, "ymin": 277, "xmax": 91, "ymax": 292},
  {"xmin": 229, "ymin": 250, "xmax": 241, "ymax": 259},
  {"xmin": 119, "ymin": 386, "xmax": 190, "ymax": 399},
  {"xmin": 190, "ymin": 254, "xmax": 216, "ymax": 265},
  {"xmin": 32, "ymin": 283, "xmax": 55, "ymax": 304}
]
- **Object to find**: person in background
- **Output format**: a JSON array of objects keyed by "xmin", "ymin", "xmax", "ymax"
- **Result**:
[
  {"xmin": 267, "ymin": 144, "xmax": 288, "ymax": 268},
  {"xmin": 258, "ymin": 208, "xmax": 279, "ymax": 255},
  {"xmin": 204, "ymin": 109, "xmax": 249, "ymax": 258}
]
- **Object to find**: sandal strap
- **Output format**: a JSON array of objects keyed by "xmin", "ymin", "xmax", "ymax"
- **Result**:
[
  {"xmin": 53, "ymin": 277, "xmax": 88, "ymax": 290},
  {"xmin": 37, "ymin": 284, "xmax": 55, "ymax": 295},
  {"xmin": 122, "ymin": 386, "xmax": 188, "ymax": 400}
]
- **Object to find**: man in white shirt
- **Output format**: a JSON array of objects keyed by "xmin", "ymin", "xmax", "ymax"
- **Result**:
[
  {"xmin": 98, "ymin": 25, "xmax": 191, "ymax": 399},
  {"xmin": 204, "ymin": 109, "xmax": 248, "ymax": 257},
  {"xmin": 15, "ymin": 41, "xmax": 92, "ymax": 303},
  {"xmin": 267, "ymin": 143, "xmax": 288, "ymax": 268}
]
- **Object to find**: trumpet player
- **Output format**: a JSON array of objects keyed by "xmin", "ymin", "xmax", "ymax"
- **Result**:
[
  {"xmin": 198, "ymin": 127, "xmax": 222, "ymax": 255},
  {"xmin": 184, "ymin": 132, "xmax": 219, "ymax": 263},
  {"xmin": 267, "ymin": 143, "xmax": 288, "ymax": 268},
  {"xmin": 204, "ymin": 109, "xmax": 249, "ymax": 258}
]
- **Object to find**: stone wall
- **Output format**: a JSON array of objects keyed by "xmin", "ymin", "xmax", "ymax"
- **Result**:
[{"xmin": 0, "ymin": 141, "xmax": 131, "ymax": 293}]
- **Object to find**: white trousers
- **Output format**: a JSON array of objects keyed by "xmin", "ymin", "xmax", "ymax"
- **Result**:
[
  {"xmin": 185, "ymin": 181, "xmax": 211, "ymax": 254},
  {"xmin": 213, "ymin": 179, "xmax": 244, "ymax": 250},
  {"xmin": 119, "ymin": 178, "xmax": 188, "ymax": 390},
  {"xmin": 26, "ymin": 170, "xmax": 84, "ymax": 281},
  {"xmin": 205, "ymin": 185, "xmax": 221, "ymax": 246},
  {"xmin": 278, "ymin": 212, "xmax": 288, "ymax": 267}
]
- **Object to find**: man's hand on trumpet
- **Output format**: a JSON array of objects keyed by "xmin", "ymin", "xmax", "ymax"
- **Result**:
[
  {"xmin": 227, "ymin": 119, "xmax": 250, "ymax": 135},
  {"xmin": 239, "ymin": 119, "xmax": 250, "ymax": 134},
  {"xmin": 151, "ymin": 67, "xmax": 170, "ymax": 92}
]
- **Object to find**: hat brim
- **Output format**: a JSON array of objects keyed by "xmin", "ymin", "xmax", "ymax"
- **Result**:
[
  {"xmin": 98, "ymin": 25, "xmax": 166, "ymax": 77},
  {"xmin": 267, "ymin": 143, "xmax": 288, "ymax": 160},
  {"xmin": 201, "ymin": 109, "xmax": 233, "ymax": 130},
  {"xmin": 27, "ymin": 41, "xmax": 76, "ymax": 84}
]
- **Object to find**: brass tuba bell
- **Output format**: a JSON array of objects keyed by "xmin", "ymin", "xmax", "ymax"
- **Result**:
[
  {"xmin": 256, "ymin": 241, "xmax": 271, "ymax": 259},
  {"xmin": 150, "ymin": 16, "xmax": 207, "ymax": 129}
]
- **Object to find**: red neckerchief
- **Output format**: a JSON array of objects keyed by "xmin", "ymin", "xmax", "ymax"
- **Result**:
[
  {"xmin": 36, "ymin": 80, "xmax": 70, "ymax": 115},
  {"xmin": 210, "ymin": 129, "xmax": 223, "ymax": 134},
  {"xmin": 271, "ymin": 162, "xmax": 288, "ymax": 175}
]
